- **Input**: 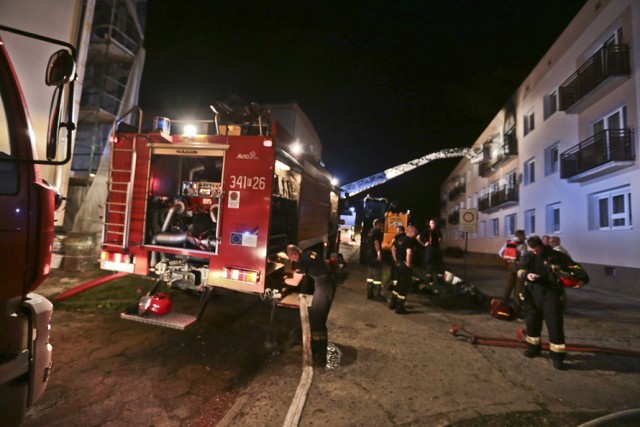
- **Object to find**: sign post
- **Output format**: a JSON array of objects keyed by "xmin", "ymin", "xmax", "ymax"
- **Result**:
[{"xmin": 459, "ymin": 209, "xmax": 478, "ymax": 280}]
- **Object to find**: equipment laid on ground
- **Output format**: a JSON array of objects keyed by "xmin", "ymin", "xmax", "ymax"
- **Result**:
[
  {"xmin": 99, "ymin": 102, "xmax": 340, "ymax": 329},
  {"xmin": 489, "ymin": 298, "xmax": 516, "ymax": 321},
  {"xmin": 449, "ymin": 325, "xmax": 640, "ymax": 357}
]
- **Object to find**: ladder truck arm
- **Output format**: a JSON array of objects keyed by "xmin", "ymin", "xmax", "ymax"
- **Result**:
[{"xmin": 340, "ymin": 148, "xmax": 472, "ymax": 198}]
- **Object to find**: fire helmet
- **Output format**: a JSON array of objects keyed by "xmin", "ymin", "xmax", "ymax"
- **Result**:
[{"xmin": 138, "ymin": 293, "xmax": 172, "ymax": 315}]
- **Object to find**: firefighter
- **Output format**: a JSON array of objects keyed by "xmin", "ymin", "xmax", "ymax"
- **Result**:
[
  {"xmin": 519, "ymin": 236, "xmax": 573, "ymax": 370},
  {"xmin": 417, "ymin": 217, "xmax": 445, "ymax": 284},
  {"xmin": 284, "ymin": 245, "xmax": 336, "ymax": 367},
  {"xmin": 366, "ymin": 219, "xmax": 386, "ymax": 301},
  {"xmin": 388, "ymin": 225, "xmax": 418, "ymax": 314},
  {"xmin": 498, "ymin": 229, "xmax": 528, "ymax": 305}
]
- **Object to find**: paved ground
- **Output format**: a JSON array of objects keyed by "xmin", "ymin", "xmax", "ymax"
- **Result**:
[{"xmin": 23, "ymin": 245, "xmax": 640, "ymax": 426}]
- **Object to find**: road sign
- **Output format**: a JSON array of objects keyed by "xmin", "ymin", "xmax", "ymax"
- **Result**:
[{"xmin": 459, "ymin": 208, "xmax": 478, "ymax": 233}]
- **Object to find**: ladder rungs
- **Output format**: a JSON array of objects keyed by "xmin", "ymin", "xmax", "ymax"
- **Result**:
[
  {"xmin": 111, "ymin": 169, "xmax": 133, "ymax": 173},
  {"xmin": 106, "ymin": 201, "xmax": 127, "ymax": 206},
  {"xmin": 112, "ymin": 148, "xmax": 135, "ymax": 152}
]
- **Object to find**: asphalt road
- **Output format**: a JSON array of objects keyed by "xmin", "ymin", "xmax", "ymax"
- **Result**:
[{"xmin": 24, "ymin": 245, "xmax": 640, "ymax": 426}]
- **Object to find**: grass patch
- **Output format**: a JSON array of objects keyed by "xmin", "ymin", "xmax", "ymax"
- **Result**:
[{"xmin": 53, "ymin": 275, "xmax": 158, "ymax": 312}]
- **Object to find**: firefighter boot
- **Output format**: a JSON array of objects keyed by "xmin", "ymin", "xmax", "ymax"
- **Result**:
[
  {"xmin": 373, "ymin": 284, "xmax": 386, "ymax": 301},
  {"xmin": 388, "ymin": 294, "xmax": 397, "ymax": 310},
  {"xmin": 523, "ymin": 344, "xmax": 541, "ymax": 358},
  {"xmin": 311, "ymin": 334, "xmax": 328, "ymax": 368},
  {"xmin": 366, "ymin": 283, "xmax": 374, "ymax": 300},
  {"xmin": 395, "ymin": 298, "xmax": 408, "ymax": 315},
  {"xmin": 550, "ymin": 351, "xmax": 567, "ymax": 371}
]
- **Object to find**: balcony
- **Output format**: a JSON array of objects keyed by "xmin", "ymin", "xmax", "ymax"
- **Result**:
[
  {"xmin": 478, "ymin": 185, "xmax": 519, "ymax": 213},
  {"xmin": 448, "ymin": 183, "xmax": 466, "ymax": 201},
  {"xmin": 478, "ymin": 134, "xmax": 518, "ymax": 177},
  {"xmin": 560, "ymin": 129, "xmax": 635, "ymax": 182},
  {"xmin": 558, "ymin": 44, "xmax": 630, "ymax": 113}
]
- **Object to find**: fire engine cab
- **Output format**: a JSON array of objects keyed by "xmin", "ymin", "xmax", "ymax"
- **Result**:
[{"xmin": 100, "ymin": 103, "xmax": 339, "ymax": 329}]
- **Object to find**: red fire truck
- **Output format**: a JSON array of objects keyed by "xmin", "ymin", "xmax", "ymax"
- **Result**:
[
  {"xmin": 0, "ymin": 25, "xmax": 76, "ymax": 425},
  {"xmin": 100, "ymin": 103, "xmax": 340, "ymax": 329}
]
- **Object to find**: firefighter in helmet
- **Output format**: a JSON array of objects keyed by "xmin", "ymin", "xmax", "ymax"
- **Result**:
[
  {"xmin": 388, "ymin": 225, "xmax": 418, "ymax": 314},
  {"xmin": 366, "ymin": 219, "xmax": 386, "ymax": 301},
  {"xmin": 519, "ymin": 235, "xmax": 579, "ymax": 370},
  {"xmin": 498, "ymin": 229, "xmax": 528, "ymax": 306},
  {"xmin": 285, "ymin": 244, "xmax": 336, "ymax": 367}
]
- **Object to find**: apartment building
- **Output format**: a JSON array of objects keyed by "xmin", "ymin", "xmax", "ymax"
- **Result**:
[{"xmin": 441, "ymin": 0, "xmax": 639, "ymax": 294}]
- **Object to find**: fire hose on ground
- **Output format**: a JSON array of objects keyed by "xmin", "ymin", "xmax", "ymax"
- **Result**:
[
  {"xmin": 53, "ymin": 272, "xmax": 128, "ymax": 302},
  {"xmin": 449, "ymin": 324, "xmax": 640, "ymax": 357}
]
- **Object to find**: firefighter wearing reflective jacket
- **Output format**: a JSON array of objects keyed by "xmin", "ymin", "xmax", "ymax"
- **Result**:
[
  {"xmin": 519, "ymin": 236, "xmax": 574, "ymax": 370},
  {"xmin": 389, "ymin": 225, "xmax": 417, "ymax": 314},
  {"xmin": 366, "ymin": 219, "xmax": 386, "ymax": 301},
  {"xmin": 285, "ymin": 245, "xmax": 336, "ymax": 367},
  {"xmin": 498, "ymin": 229, "xmax": 528, "ymax": 304}
]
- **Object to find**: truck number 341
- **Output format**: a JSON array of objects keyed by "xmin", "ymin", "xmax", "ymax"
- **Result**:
[{"xmin": 229, "ymin": 175, "xmax": 266, "ymax": 190}]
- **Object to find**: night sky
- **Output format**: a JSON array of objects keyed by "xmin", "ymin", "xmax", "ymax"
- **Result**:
[{"xmin": 139, "ymin": 0, "xmax": 587, "ymax": 224}]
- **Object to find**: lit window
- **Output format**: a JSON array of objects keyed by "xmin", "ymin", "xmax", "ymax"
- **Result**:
[
  {"xmin": 589, "ymin": 185, "xmax": 632, "ymax": 230},
  {"xmin": 525, "ymin": 209, "xmax": 536, "ymax": 235},
  {"xmin": 524, "ymin": 158, "xmax": 536, "ymax": 185},
  {"xmin": 545, "ymin": 203, "xmax": 561, "ymax": 234}
]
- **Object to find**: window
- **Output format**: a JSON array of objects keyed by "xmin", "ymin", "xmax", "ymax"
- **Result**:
[
  {"xmin": 544, "ymin": 143, "xmax": 560, "ymax": 176},
  {"xmin": 523, "ymin": 112, "xmax": 535, "ymax": 136},
  {"xmin": 0, "ymin": 91, "xmax": 18, "ymax": 195},
  {"xmin": 544, "ymin": 90, "xmax": 558, "ymax": 119},
  {"xmin": 504, "ymin": 213, "xmax": 516, "ymax": 236},
  {"xmin": 473, "ymin": 193, "xmax": 478, "ymax": 209},
  {"xmin": 524, "ymin": 209, "xmax": 536, "ymax": 235},
  {"xmin": 505, "ymin": 170, "xmax": 517, "ymax": 189},
  {"xmin": 589, "ymin": 185, "xmax": 632, "ymax": 230},
  {"xmin": 524, "ymin": 158, "xmax": 535, "ymax": 185},
  {"xmin": 479, "ymin": 220, "xmax": 486, "ymax": 238},
  {"xmin": 545, "ymin": 203, "xmax": 561, "ymax": 233},
  {"xmin": 490, "ymin": 218, "xmax": 499, "ymax": 237}
]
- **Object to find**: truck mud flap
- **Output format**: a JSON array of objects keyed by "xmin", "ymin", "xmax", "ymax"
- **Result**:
[{"xmin": 120, "ymin": 312, "xmax": 197, "ymax": 330}]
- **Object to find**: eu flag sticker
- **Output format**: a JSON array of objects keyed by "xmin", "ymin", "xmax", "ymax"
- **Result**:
[{"xmin": 230, "ymin": 232, "xmax": 243, "ymax": 245}]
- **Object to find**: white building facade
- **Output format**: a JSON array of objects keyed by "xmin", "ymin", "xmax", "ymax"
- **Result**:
[{"xmin": 441, "ymin": 0, "xmax": 640, "ymax": 294}]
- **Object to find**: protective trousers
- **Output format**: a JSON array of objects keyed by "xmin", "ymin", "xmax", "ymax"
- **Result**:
[
  {"xmin": 524, "ymin": 283, "xmax": 566, "ymax": 361},
  {"xmin": 309, "ymin": 273, "xmax": 336, "ymax": 367},
  {"xmin": 389, "ymin": 263, "xmax": 411, "ymax": 314},
  {"xmin": 367, "ymin": 260, "xmax": 384, "ymax": 300}
]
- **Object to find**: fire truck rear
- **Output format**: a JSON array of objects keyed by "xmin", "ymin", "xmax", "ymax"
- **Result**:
[{"xmin": 100, "ymin": 104, "xmax": 339, "ymax": 329}]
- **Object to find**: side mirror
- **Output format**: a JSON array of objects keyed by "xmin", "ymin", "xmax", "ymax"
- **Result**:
[
  {"xmin": 45, "ymin": 49, "xmax": 75, "ymax": 87},
  {"xmin": 45, "ymin": 49, "xmax": 75, "ymax": 161}
]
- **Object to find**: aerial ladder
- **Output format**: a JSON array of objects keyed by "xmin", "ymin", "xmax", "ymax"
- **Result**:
[{"xmin": 340, "ymin": 147, "xmax": 473, "ymax": 198}]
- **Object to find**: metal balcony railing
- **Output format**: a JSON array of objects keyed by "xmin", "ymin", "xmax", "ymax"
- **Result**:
[
  {"xmin": 478, "ymin": 185, "xmax": 519, "ymax": 212},
  {"xmin": 560, "ymin": 129, "xmax": 635, "ymax": 179},
  {"xmin": 448, "ymin": 183, "xmax": 466, "ymax": 201},
  {"xmin": 559, "ymin": 44, "xmax": 630, "ymax": 111}
]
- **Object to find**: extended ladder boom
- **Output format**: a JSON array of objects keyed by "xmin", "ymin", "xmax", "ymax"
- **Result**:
[{"xmin": 340, "ymin": 148, "xmax": 471, "ymax": 197}]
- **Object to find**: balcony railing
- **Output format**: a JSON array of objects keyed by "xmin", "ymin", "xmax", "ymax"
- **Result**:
[
  {"xmin": 478, "ymin": 185, "xmax": 519, "ymax": 213},
  {"xmin": 448, "ymin": 183, "xmax": 466, "ymax": 201},
  {"xmin": 559, "ymin": 44, "xmax": 630, "ymax": 111},
  {"xmin": 494, "ymin": 133, "xmax": 518, "ymax": 165},
  {"xmin": 560, "ymin": 129, "xmax": 635, "ymax": 181}
]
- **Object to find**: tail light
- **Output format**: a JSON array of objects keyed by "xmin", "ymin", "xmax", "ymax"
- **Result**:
[{"xmin": 222, "ymin": 266, "xmax": 261, "ymax": 283}]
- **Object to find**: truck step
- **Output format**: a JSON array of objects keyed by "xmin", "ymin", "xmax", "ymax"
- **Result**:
[
  {"xmin": 276, "ymin": 292, "xmax": 313, "ymax": 309},
  {"xmin": 120, "ymin": 312, "xmax": 197, "ymax": 330}
]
